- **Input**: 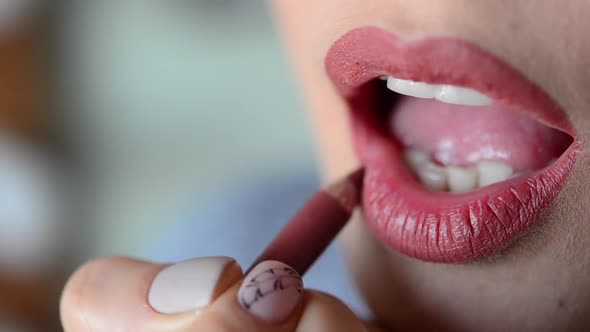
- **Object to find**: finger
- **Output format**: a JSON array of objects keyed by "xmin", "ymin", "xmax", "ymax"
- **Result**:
[
  {"xmin": 295, "ymin": 290, "xmax": 368, "ymax": 332},
  {"xmin": 60, "ymin": 256, "xmax": 242, "ymax": 332},
  {"xmin": 208, "ymin": 259, "xmax": 370, "ymax": 332},
  {"xmin": 197, "ymin": 260, "xmax": 304, "ymax": 331}
]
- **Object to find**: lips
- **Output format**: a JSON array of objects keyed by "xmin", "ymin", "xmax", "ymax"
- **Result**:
[{"xmin": 325, "ymin": 26, "xmax": 581, "ymax": 263}]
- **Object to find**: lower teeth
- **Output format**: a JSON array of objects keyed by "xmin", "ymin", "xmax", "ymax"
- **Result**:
[{"xmin": 404, "ymin": 149, "xmax": 531, "ymax": 193}]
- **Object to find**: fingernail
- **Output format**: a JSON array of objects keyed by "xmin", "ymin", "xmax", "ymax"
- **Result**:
[
  {"xmin": 237, "ymin": 260, "xmax": 304, "ymax": 323},
  {"xmin": 148, "ymin": 256, "xmax": 241, "ymax": 314}
]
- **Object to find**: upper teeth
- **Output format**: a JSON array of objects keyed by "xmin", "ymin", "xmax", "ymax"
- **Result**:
[
  {"xmin": 404, "ymin": 149, "xmax": 519, "ymax": 193},
  {"xmin": 386, "ymin": 76, "xmax": 493, "ymax": 106}
]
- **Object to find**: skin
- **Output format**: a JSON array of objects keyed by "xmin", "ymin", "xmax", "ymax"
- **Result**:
[
  {"xmin": 60, "ymin": 257, "xmax": 384, "ymax": 331},
  {"xmin": 271, "ymin": 1, "xmax": 590, "ymax": 331},
  {"xmin": 61, "ymin": 1, "xmax": 590, "ymax": 331}
]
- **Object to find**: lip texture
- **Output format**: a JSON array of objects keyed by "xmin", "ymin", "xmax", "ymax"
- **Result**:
[{"xmin": 325, "ymin": 26, "xmax": 581, "ymax": 263}]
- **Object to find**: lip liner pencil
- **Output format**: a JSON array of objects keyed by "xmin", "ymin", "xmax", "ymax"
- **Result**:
[{"xmin": 246, "ymin": 168, "xmax": 365, "ymax": 276}]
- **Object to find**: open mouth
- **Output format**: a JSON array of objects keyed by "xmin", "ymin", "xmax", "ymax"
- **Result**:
[{"xmin": 325, "ymin": 26, "xmax": 581, "ymax": 263}]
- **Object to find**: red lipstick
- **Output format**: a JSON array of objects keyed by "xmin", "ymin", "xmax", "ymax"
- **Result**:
[{"xmin": 325, "ymin": 26, "xmax": 581, "ymax": 263}]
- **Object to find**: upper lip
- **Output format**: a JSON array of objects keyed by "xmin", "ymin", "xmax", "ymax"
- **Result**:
[{"xmin": 325, "ymin": 26, "xmax": 581, "ymax": 263}]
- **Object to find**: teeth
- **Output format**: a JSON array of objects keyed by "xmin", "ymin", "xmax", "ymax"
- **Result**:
[
  {"xmin": 386, "ymin": 77, "xmax": 437, "ymax": 99},
  {"xmin": 446, "ymin": 166, "xmax": 478, "ymax": 193},
  {"xmin": 404, "ymin": 149, "xmax": 521, "ymax": 192},
  {"xmin": 416, "ymin": 162, "xmax": 448, "ymax": 191},
  {"xmin": 404, "ymin": 149, "xmax": 430, "ymax": 171},
  {"xmin": 435, "ymin": 85, "xmax": 493, "ymax": 106},
  {"xmin": 477, "ymin": 161, "xmax": 513, "ymax": 187},
  {"xmin": 385, "ymin": 76, "xmax": 492, "ymax": 106}
]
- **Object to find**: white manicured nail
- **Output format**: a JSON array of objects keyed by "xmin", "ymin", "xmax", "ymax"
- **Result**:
[{"xmin": 148, "ymin": 256, "xmax": 241, "ymax": 314}]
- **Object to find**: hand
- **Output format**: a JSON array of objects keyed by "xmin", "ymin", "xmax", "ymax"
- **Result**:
[{"xmin": 60, "ymin": 256, "xmax": 384, "ymax": 331}]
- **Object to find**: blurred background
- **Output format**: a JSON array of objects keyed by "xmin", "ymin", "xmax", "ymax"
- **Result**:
[{"xmin": 0, "ymin": 1, "xmax": 365, "ymax": 331}]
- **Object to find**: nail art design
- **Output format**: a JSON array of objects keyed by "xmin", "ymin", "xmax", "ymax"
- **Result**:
[
  {"xmin": 238, "ymin": 261, "xmax": 303, "ymax": 323},
  {"xmin": 240, "ymin": 266, "xmax": 303, "ymax": 309}
]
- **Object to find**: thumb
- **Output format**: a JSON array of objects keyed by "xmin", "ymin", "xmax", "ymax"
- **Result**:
[{"xmin": 60, "ymin": 256, "xmax": 243, "ymax": 332}]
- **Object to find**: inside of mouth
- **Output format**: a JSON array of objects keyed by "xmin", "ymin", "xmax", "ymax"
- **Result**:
[{"xmin": 359, "ymin": 77, "xmax": 573, "ymax": 194}]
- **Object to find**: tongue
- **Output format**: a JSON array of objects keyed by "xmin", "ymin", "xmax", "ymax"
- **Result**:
[{"xmin": 391, "ymin": 96, "xmax": 571, "ymax": 171}]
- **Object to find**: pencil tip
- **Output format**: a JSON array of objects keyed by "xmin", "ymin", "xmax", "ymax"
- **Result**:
[
  {"xmin": 324, "ymin": 167, "xmax": 365, "ymax": 213},
  {"xmin": 348, "ymin": 167, "xmax": 365, "ymax": 191}
]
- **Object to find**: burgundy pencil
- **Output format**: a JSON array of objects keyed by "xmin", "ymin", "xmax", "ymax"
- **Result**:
[{"xmin": 246, "ymin": 168, "xmax": 365, "ymax": 276}]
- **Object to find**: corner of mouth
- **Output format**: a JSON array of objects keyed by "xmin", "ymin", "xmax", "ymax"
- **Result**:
[{"xmin": 325, "ymin": 26, "xmax": 581, "ymax": 263}]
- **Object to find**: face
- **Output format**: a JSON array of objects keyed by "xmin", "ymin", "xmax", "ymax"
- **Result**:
[{"xmin": 271, "ymin": 1, "xmax": 590, "ymax": 331}]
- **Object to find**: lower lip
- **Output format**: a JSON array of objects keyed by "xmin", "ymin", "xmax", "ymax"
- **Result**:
[
  {"xmin": 327, "ymin": 27, "xmax": 581, "ymax": 263},
  {"xmin": 356, "ymin": 111, "xmax": 579, "ymax": 263}
]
